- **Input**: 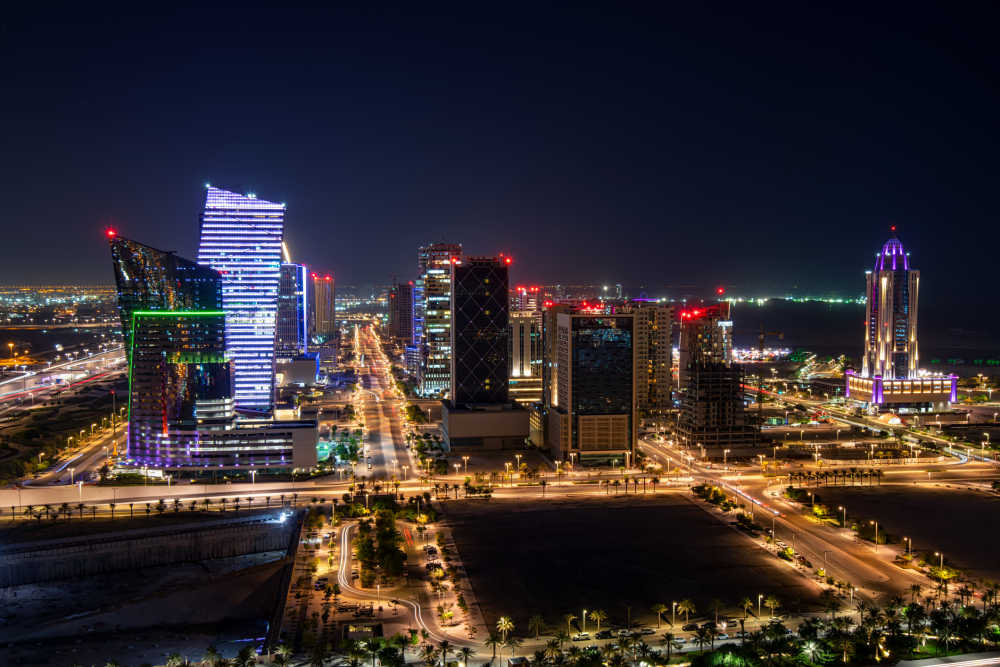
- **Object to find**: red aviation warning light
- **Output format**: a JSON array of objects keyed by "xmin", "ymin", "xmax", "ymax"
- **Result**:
[
  {"xmin": 105, "ymin": 228, "xmax": 117, "ymax": 238},
  {"xmin": 716, "ymin": 286, "xmax": 725, "ymax": 295},
  {"xmin": 324, "ymin": 275, "xmax": 332, "ymax": 282}
]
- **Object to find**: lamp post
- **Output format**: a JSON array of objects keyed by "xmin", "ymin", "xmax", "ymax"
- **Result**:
[
  {"xmin": 838, "ymin": 505, "xmax": 846, "ymax": 527},
  {"xmin": 723, "ymin": 449, "xmax": 730, "ymax": 466},
  {"xmin": 582, "ymin": 609, "xmax": 587, "ymax": 634},
  {"xmin": 672, "ymin": 601, "xmax": 677, "ymax": 627},
  {"xmin": 903, "ymin": 536, "xmax": 911, "ymax": 555},
  {"xmin": 870, "ymin": 520, "xmax": 878, "ymax": 552},
  {"xmin": 462, "ymin": 455, "xmax": 470, "ymax": 474},
  {"xmin": 402, "ymin": 465, "xmax": 409, "ymax": 480},
  {"xmin": 935, "ymin": 551, "xmax": 944, "ymax": 570},
  {"xmin": 68, "ymin": 467, "xmax": 75, "ymax": 485},
  {"xmin": 250, "ymin": 469, "xmax": 256, "ymax": 487},
  {"xmin": 515, "ymin": 453, "xmax": 522, "ymax": 473},
  {"xmin": 757, "ymin": 593, "xmax": 763, "ymax": 619}
]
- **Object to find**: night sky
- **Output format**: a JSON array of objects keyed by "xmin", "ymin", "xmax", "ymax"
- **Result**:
[{"xmin": 2, "ymin": 5, "xmax": 998, "ymax": 306}]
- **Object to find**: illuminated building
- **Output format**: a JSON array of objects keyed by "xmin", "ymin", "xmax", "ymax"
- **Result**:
[
  {"xmin": 450, "ymin": 256, "xmax": 510, "ymax": 404},
  {"xmin": 512, "ymin": 285, "xmax": 542, "ymax": 312},
  {"xmin": 846, "ymin": 228, "xmax": 956, "ymax": 410},
  {"xmin": 389, "ymin": 282, "xmax": 415, "ymax": 345},
  {"xmin": 418, "ymin": 242, "xmax": 462, "ymax": 396},
  {"xmin": 197, "ymin": 186, "xmax": 285, "ymax": 413},
  {"xmin": 276, "ymin": 263, "xmax": 308, "ymax": 361},
  {"xmin": 407, "ymin": 278, "xmax": 425, "ymax": 381},
  {"xmin": 109, "ymin": 234, "xmax": 222, "ymax": 357},
  {"xmin": 675, "ymin": 303, "xmax": 758, "ymax": 450},
  {"xmin": 310, "ymin": 272, "xmax": 336, "ymax": 340},
  {"xmin": 543, "ymin": 306, "xmax": 637, "ymax": 465},
  {"xmin": 442, "ymin": 255, "xmax": 527, "ymax": 449},
  {"xmin": 628, "ymin": 301, "xmax": 674, "ymax": 415},
  {"xmin": 509, "ymin": 310, "xmax": 543, "ymax": 405}
]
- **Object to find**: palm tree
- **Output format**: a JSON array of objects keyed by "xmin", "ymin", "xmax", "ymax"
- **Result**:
[
  {"xmin": 438, "ymin": 640, "xmax": 452, "ymax": 667},
  {"xmin": 166, "ymin": 654, "xmax": 188, "ymax": 667},
  {"xmin": 544, "ymin": 639, "xmax": 562, "ymax": 662},
  {"xmin": 484, "ymin": 632, "xmax": 502, "ymax": 660},
  {"xmin": 563, "ymin": 613, "xmax": 577, "ymax": 634},
  {"xmin": 910, "ymin": 583, "xmax": 922, "ymax": 604},
  {"xmin": 652, "ymin": 603, "xmax": 668, "ymax": 628},
  {"xmin": 504, "ymin": 637, "xmax": 523, "ymax": 661},
  {"xmin": 694, "ymin": 626, "xmax": 712, "ymax": 653},
  {"xmin": 497, "ymin": 615, "xmax": 514, "ymax": 641},
  {"xmin": 741, "ymin": 597, "xmax": 754, "ymax": 620},
  {"xmin": 273, "ymin": 644, "xmax": 292, "ymax": 666},
  {"xmin": 459, "ymin": 646, "xmax": 473, "ymax": 667},
  {"xmin": 554, "ymin": 629, "xmax": 570, "ymax": 648},
  {"xmin": 528, "ymin": 614, "xmax": 545, "ymax": 639},
  {"xmin": 709, "ymin": 598, "xmax": 724, "ymax": 626},
  {"xmin": 201, "ymin": 645, "xmax": 222, "ymax": 667},
  {"xmin": 677, "ymin": 599, "xmax": 696, "ymax": 624},
  {"xmin": 764, "ymin": 595, "xmax": 780, "ymax": 618},
  {"xmin": 590, "ymin": 609, "xmax": 608, "ymax": 633}
]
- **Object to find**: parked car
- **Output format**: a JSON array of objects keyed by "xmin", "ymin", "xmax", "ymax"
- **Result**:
[
  {"xmin": 572, "ymin": 633, "xmax": 590, "ymax": 642},
  {"xmin": 595, "ymin": 630, "xmax": 613, "ymax": 640},
  {"xmin": 717, "ymin": 633, "xmax": 730, "ymax": 640},
  {"xmin": 682, "ymin": 623, "xmax": 698, "ymax": 632}
]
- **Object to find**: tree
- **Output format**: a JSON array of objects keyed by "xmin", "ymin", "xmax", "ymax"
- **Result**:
[
  {"xmin": 677, "ymin": 599, "xmax": 696, "ymax": 624},
  {"xmin": 652, "ymin": 603, "xmax": 668, "ymax": 628},
  {"xmin": 764, "ymin": 595, "xmax": 780, "ymax": 618},
  {"xmin": 694, "ymin": 626, "xmax": 713, "ymax": 653},
  {"xmin": 459, "ymin": 646, "xmax": 474, "ymax": 667},
  {"xmin": 563, "ymin": 613, "xmax": 577, "ymax": 634},
  {"xmin": 741, "ymin": 597, "xmax": 754, "ymax": 620},
  {"xmin": 497, "ymin": 615, "xmax": 515, "ymax": 641},
  {"xmin": 438, "ymin": 640, "xmax": 451, "ymax": 667},
  {"xmin": 709, "ymin": 598, "xmax": 725, "ymax": 626},
  {"xmin": 503, "ymin": 637, "xmax": 523, "ymax": 661},
  {"xmin": 528, "ymin": 614, "xmax": 545, "ymax": 639},
  {"xmin": 201, "ymin": 646, "xmax": 222, "ymax": 667},
  {"xmin": 661, "ymin": 632, "xmax": 681, "ymax": 661},
  {"xmin": 484, "ymin": 632, "xmax": 502, "ymax": 660},
  {"xmin": 273, "ymin": 644, "xmax": 292, "ymax": 667},
  {"xmin": 590, "ymin": 609, "xmax": 608, "ymax": 633}
]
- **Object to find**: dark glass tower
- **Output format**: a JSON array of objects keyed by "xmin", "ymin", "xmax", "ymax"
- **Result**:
[
  {"xmin": 109, "ymin": 235, "xmax": 222, "ymax": 358},
  {"xmin": 450, "ymin": 256, "xmax": 510, "ymax": 404},
  {"xmin": 276, "ymin": 263, "xmax": 308, "ymax": 361}
]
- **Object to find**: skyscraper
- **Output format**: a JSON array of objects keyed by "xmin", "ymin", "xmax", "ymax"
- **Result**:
[
  {"xmin": 276, "ymin": 263, "xmax": 308, "ymax": 361},
  {"xmin": 109, "ymin": 234, "xmax": 222, "ymax": 357},
  {"xmin": 675, "ymin": 303, "xmax": 757, "ymax": 451},
  {"xmin": 846, "ymin": 228, "xmax": 955, "ymax": 410},
  {"xmin": 197, "ymin": 186, "xmax": 285, "ymax": 414},
  {"xmin": 418, "ymin": 242, "xmax": 462, "ymax": 396},
  {"xmin": 388, "ymin": 282, "xmax": 415, "ymax": 345},
  {"xmin": 450, "ymin": 256, "xmax": 510, "ymax": 404},
  {"xmin": 509, "ymin": 310, "xmax": 543, "ymax": 404},
  {"xmin": 545, "ymin": 307, "xmax": 637, "ymax": 465},
  {"xmin": 629, "ymin": 301, "xmax": 674, "ymax": 415},
  {"xmin": 310, "ymin": 272, "xmax": 336, "ymax": 340}
]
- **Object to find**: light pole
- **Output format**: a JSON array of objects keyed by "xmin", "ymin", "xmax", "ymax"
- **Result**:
[
  {"xmin": 672, "ymin": 601, "xmax": 677, "ymax": 627},
  {"xmin": 870, "ymin": 520, "xmax": 878, "ymax": 552},
  {"xmin": 453, "ymin": 463, "xmax": 461, "ymax": 476},
  {"xmin": 250, "ymin": 469, "xmax": 256, "ymax": 487},
  {"xmin": 839, "ymin": 505, "xmax": 846, "ymax": 527},
  {"xmin": 723, "ymin": 449, "xmax": 730, "ymax": 466},
  {"xmin": 582, "ymin": 609, "xmax": 587, "ymax": 634},
  {"xmin": 462, "ymin": 455, "xmax": 469, "ymax": 474},
  {"xmin": 903, "ymin": 536, "xmax": 911, "ymax": 555},
  {"xmin": 515, "ymin": 453, "xmax": 522, "ymax": 473},
  {"xmin": 757, "ymin": 593, "xmax": 763, "ymax": 619},
  {"xmin": 935, "ymin": 551, "xmax": 944, "ymax": 570},
  {"xmin": 68, "ymin": 467, "xmax": 75, "ymax": 484},
  {"xmin": 402, "ymin": 465, "xmax": 409, "ymax": 480}
]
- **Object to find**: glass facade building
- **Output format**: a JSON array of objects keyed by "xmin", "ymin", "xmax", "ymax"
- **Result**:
[
  {"xmin": 450, "ymin": 257, "xmax": 510, "ymax": 405},
  {"xmin": 418, "ymin": 242, "xmax": 462, "ymax": 396},
  {"xmin": 310, "ymin": 272, "xmax": 336, "ymax": 340},
  {"xmin": 277, "ymin": 263, "xmax": 308, "ymax": 361},
  {"xmin": 197, "ymin": 186, "xmax": 285, "ymax": 413},
  {"xmin": 110, "ymin": 236, "xmax": 222, "ymax": 358}
]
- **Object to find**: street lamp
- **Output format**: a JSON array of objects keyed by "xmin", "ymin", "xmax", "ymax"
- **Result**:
[
  {"xmin": 462, "ymin": 455, "xmax": 469, "ymax": 473},
  {"xmin": 68, "ymin": 467, "xmax": 75, "ymax": 484},
  {"xmin": 934, "ymin": 551, "xmax": 944, "ymax": 570},
  {"xmin": 672, "ymin": 601, "xmax": 677, "ymax": 627},
  {"xmin": 582, "ymin": 609, "xmax": 587, "ymax": 634},
  {"xmin": 723, "ymin": 449, "xmax": 730, "ymax": 466},
  {"xmin": 453, "ymin": 463, "xmax": 461, "ymax": 476},
  {"xmin": 515, "ymin": 453, "xmax": 522, "ymax": 472},
  {"xmin": 838, "ymin": 505, "xmax": 846, "ymax": 527},
  {"xmin": 903, "ymin": 536, "xmax": 911, "ymax": 555},
  {"xmin": 250, "ymin": 469, "xmax": 256, "ymax": 486},
  {"xmin": 402, "ymin": 465, "xmax": 409, "ymax": 480},
  {"xmin": 757, "ymin": 593, "xmax": 763, "ymax": 619},
  {"xmin": 870, "ymin": 520, "xmax": 878, "ymax": 552}
]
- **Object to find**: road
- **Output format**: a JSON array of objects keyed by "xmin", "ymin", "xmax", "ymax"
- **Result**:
[
  {"xmin": 354, "ymin": 325, "xmax": 412, "ymax": 482},
  {"xmin": 0, "ymin": 347, "xmax": 125, "ymax": 407}
]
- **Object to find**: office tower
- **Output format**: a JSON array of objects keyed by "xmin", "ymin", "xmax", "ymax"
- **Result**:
[
  {"xmin": 127, "ymin": 310, "xmax": 233, "ymax": 465},
  {"xmin": 509, "ymin": 310, "xmax": 543, "ymax": 404},
  {"xmin": 407, "ymin": 278, "xmax": 426, "ymax": 381},
  {"xmin": 630, "ymin": 302, "xmax": 674, "ymax": 415},
  {"xmin": 310, "ymin": 271, "xmax": 336, "ymax": 339},
  {"xmin": 442, "ymin": 254, "xmax": 527, "ymax": 449},
  {"xmin": 675, "ymin": 304, "xmax": 757, "ymax": 451},
  {"xmin": 544, "ymin": 308, "xmax": 637, "ymax": 465},
  {"xmin": 109, "ymin": 234, "xmax": 222, "ymax": 357},
  {"xmin": 418, "ymin": 242, "xmax": 462, "ymax": 396},
  {"xmin": 197, "ymin": 186, "xmax": 285, "ymax": 413},
  {"xmin": 276, "ymin": 263, "xmax": 308, "ymax": 361},
  {"xmin": 512, "ymin": 285, "xmax": 541, "ymax": 312},
  {"xmin": 846, "ymin": 228, "xmax": 955, "ymax": 409},
  {"xmin": 677, "ymin": 302, "xmax": 733, "ymax": 390},
  {"xmin": 389, "ymin": 281, "xmax": 415, "ymax": 344},
  {"xmin": 450, "ymin": 256, "xmax": 510, "ymax": 404}
]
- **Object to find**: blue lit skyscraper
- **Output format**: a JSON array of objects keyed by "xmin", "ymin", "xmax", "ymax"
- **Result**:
[
  {"xmin": 198, "ymin": 186, "xmax": 286, "ymax": 413},
  {"xmin": 277, "ymin": 262, "xmax": 308, "ymax": 361}
]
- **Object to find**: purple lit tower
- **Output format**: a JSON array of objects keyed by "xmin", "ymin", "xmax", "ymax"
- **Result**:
[{"xmin": 846, "ymin": 227, "xmax": 956, "ymax": 410}]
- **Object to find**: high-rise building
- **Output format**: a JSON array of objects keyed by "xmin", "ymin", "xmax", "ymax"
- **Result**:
[
  {"xmin": 310, "ymin": 272, "xmax": 336, "ymax": 340},
  {"xmin": 197, "ymin": 186, "xmax": 285, "ymax": 414},
  {"xmin": 509, "ymin": 310, "xmax": 543, "ymax": 405},
  {"xmin": 276, "ymin": 263, "xmax": 308, "ymax": 361},
  {"xmin": 450, "ymin": 256, "xmax": 510, "ymax": 404},
  {"xmin": 389, "ymin": 282, "xmax": 415, "ymax": 344},
  {"xmin": 846, "ymin": 228, "xmax": 955, "ymax": 410},
  {"xmin": 109, "ymin": 234, "xmax": 222, "ymax": 357},
  {"xmin": 544, "ymin": 307, "xmax": 637, "ymax": 465},
  {"xmin": 675, "ymin": 304, "xmax": 757, "ymax": 451},
  {"xmin": 418, "ymin": 242, "xmax": 462, "ymax": 396},
  {"xmin": 629, "ymin": 301, "xmax": 674, "ymax": 415}
]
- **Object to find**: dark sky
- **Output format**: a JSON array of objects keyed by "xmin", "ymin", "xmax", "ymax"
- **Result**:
[{"xmin": 2, "ymin": 5, "xmax": 998, "ymax": 303}]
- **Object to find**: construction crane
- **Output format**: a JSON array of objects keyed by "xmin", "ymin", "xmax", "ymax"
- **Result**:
[{"xmin": 757, "ymin": 324, "xmax": 784, "ymax": 425}]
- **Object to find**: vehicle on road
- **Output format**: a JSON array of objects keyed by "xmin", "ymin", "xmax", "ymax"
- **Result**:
[
  {"xmin": 572, "ymin": 633, "xmax": 590, "ymax": 642},
  {"xmin": 682, "ymin": 623, "xmax": 698, "ymax": 632}
]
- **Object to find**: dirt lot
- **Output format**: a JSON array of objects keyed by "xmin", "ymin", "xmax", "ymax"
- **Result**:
[
  {"xmin": 445, "ymin": 493, "xmax": 821, "ymax": 632},
  {"xmin": 811, "ymin": 484, "xmax": 1000, "ymax": 582}
]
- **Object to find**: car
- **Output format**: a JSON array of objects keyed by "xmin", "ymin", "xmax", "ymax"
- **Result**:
[
  {"xmin": 595, "ymin": 630, "xmax": 613, "ymax": 640},
  {"xmin": 572, "ymin": 633, "xmax": 590, "ymax": 642},
  {"xmin": 617, "ymin": 629, "xmax": 631, "ymax": 637},
  {"xmin": 682, "ymin": 624, "xmax": 698, "ymax": 632},
  {"xmin": 639, "ymin": 628, "xmax": 655, "ymax": 636},
  {"xmin": 776, "ymin": 541, "xmax": 787, "ymax": 548},
  {"xmin": 717, "ymin": 633, "xmax": 730, "ymax": 640},
  {"xmin": 674, "ymin": 637, "xmax": 688, "ymax": 645}
]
